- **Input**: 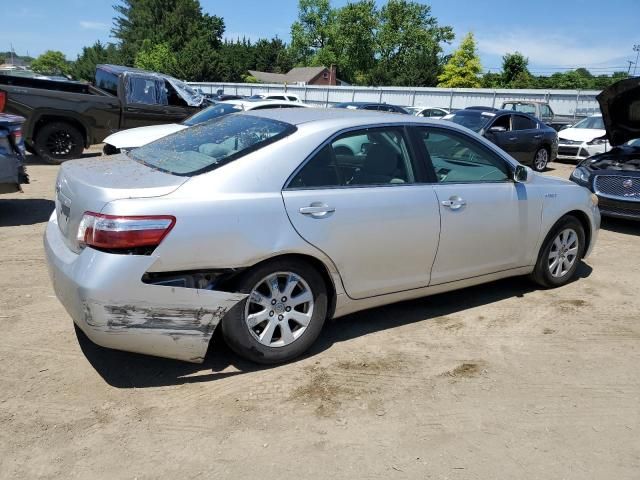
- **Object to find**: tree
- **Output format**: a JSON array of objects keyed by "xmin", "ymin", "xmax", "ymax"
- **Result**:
[
  {"xmin": 290, "ymin": 0, "xmax": 336, "ymax": 66},
  {"xmin": 333, "ymin": 0, "xmax": 377, "ymax": 84},
  {"xmin": 31, "ymin": 50, "xmax": 70, "ymax": 76},
  {"xmin": 71, "ymin": 41, "xmax": 122, "ymax": 81},
  {"xmin": 134, "ymin": 41, "xmax": 178, "ymax": 76},
  {"xmin": 437, "ymin": 32, "xmax": 481, "ymax": 88},
  {"xmin": 501, "ymin": 52, "xmax": 530, "ymax": 86}
]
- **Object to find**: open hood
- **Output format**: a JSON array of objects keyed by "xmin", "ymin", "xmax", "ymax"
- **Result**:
[{"xmin": 597, "ymin": 77, "xmax": 640, "ymax": 146}]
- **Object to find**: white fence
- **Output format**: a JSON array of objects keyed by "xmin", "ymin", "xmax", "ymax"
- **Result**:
[{"xmin": 189, "ymin": 82, "xmax": 601, "ymax": 118}]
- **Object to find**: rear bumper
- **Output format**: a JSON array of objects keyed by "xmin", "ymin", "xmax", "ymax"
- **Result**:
[{"xmin": 44, "ymin": 213, "xmax": 246, "ymax": 363}]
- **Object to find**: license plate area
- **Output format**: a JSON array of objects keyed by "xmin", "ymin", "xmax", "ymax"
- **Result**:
[{"xmin": 55, "ymin": 187, "xmax": 72, "ymax": 236}]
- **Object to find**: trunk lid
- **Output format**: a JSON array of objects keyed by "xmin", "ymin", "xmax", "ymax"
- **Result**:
[
  {"xmin": 55, "ymin": 153, "xmax": 187, "ymax": 251},
  {"xmin": 597, "ymin": 77, "xmax": 640, "ymax": 146}
]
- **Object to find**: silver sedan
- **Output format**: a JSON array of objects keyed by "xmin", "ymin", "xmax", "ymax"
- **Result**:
[{"xmin": 45, "ymin": 109, "xmax": 600, "ymax": 364}]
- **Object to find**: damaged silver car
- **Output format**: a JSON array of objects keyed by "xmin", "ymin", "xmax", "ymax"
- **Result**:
[{"xmin": 45, "ymin": 109, "xmax": 600, "ymax": 364}]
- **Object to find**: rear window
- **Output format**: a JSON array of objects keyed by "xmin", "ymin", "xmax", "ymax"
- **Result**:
[{"xmin": 129, "ymin": 114, "xmax": 296, "ymax": 176}]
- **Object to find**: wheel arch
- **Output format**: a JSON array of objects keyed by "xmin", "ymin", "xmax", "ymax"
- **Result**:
[
  {"xmin": 564, "ymin": 210, "xmax": 592, "ymax": 257},
  {"xmin": 32, "ymin": 112, "xmax": 89, "ymax": 148}
]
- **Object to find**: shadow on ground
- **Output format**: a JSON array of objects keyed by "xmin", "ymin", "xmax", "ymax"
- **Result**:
[
  {"xmin": 79, "ymin": 262, "xmax": 592, "ymax": 389},
  {"xmin": 0, "ymin": 198, "xmax": 55, "ymax": 227},
  {"xmin": 601, "ymin": 217, "xmax": 640, "ymax": 235}
]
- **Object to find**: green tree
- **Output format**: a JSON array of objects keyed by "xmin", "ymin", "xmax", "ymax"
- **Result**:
[
  {"xmin": 501, "ymin": 52, "xmax": 530, "ymax": 86},
  {"xmin": 71, "ymin": 41, "xmax": 122, "ymax": 81},
  {"xmin": 134, "ymin": 41, "xmax": 178, "ymax": 76},
  {"xmin": 290, "ymin": 0, "xmax": 337, "ymax": 66},
  {"xmin": 333, "ymin": 0, "xmax": 377, "ymax": 84},
  {"xmin": 437, "ymin": 32, "xmax": 481, "ymax": 88},
  {"xmin": 375, "ymin": 0, "xmax": 454, "ymax": 86},
  {"xmin": 31, "ymin": 50, "xmax": 70, "ymax": 76}
]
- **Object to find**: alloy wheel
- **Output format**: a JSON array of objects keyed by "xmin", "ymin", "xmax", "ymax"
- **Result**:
[
  {"xmin": 548, "ymin": 228, "xmax": 579, "ymax": 278},
  {"xmin": 244, "ymin": 271, "xmax": 314, "ymax": 348},
  {"xmin": 45, "ymin": 130, "xmax": 76, "ymax": 156},
  {"xmin": 534, "ymin": 148, "xmax": 549, "ymax": 171}
]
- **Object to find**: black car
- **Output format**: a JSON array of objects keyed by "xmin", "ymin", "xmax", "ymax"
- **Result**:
[
  {"xmin": 570, "ymin": 78, "xmax": 640, "ymax": 220},
  {"xmin": 0, "ymin": 111, "xmax": 28, "ymax": 194},
  {"xmin": 443, "ymin": 108, "xmax": 558, "ymax": 171},
  {"xmin": 332, "ymin": 102, "xmax": 410, "ymax": 114}
]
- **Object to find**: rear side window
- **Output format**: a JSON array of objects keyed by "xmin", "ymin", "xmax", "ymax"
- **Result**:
[
  {"xmin": 512, "ymin": 115, "xmax": 537, "ymax": 130},
  {"xmin": 130, "ymin": 115, "xmax": 296, "ymax": 176}
]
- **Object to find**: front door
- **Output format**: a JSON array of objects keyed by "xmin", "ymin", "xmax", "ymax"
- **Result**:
[
  {"xmin": 415, "ymin": 126, "xmax": 534, "ymax": 285},
  {"xmin": 484, "ymin": 113, "xmax": 522, "ymax": 161},
  {"xmin": 282, "ymin": 126, "xmax": 441, "ymax": 300}
]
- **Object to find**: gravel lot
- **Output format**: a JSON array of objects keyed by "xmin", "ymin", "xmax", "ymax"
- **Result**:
[{"xmin": 1, "ymin": 151, "xmax": 638, "ymax": 479}]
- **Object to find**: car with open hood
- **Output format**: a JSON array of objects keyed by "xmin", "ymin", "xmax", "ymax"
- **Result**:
[
  {"xmin": 570, "ymin": 77, "xmax": 640, "ymax": 220},
  {"xmin": 45, "ymin": 108, "xmax": 599, "ymax": 365}
]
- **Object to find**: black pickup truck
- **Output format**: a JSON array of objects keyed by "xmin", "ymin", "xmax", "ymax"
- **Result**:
[{"xmin": 0, "ymin": 65, "xmax": 209, "ymax": 163}]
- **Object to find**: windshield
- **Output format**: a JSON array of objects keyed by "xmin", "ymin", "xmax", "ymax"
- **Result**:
[
  {"xmin": 130, "ymin": 114, "xmax": 296, "ymax": 176},
  {"xmin": 572, "ymin": 116, "xmax": 605, "ymax": 130},
  {"xmin": 445, "ymin": 111, "xmax": 494, "ymax": 132},
  {"xmin": 182, "ymin": 103, "xmax": 243, "ymax": 126}
]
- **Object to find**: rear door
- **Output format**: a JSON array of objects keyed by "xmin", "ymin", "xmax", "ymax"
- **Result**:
[
  {"xmin": 282, "ymin": 126, "xmax": 440, "ymax": 300},
  {"xmin": 414, "ymin": 126, "xmax": 534, "ymax": 284}
]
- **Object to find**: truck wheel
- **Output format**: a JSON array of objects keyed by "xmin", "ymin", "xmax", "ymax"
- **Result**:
[{"xmin": 34, "ymin": 122, "xmax": 84, "ymax": 164}]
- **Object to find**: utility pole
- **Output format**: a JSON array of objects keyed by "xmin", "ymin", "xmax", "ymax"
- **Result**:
[
  {"xmin": 634, "ymin": 45, "xmax": 640, "ymax": 76},
  {"xmin": 10, "ymin": 43, "xmax": 14, "ymax": 65},
  {"xmin": 628, "ymin": 60, "xmax": 635, "ymax": 76}
]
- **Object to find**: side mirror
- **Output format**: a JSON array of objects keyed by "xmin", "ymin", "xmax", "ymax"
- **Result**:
[
  {"xmin": 514, "ymin": 165, "xmax": 529, "ymax": 183},
  {"xmin": 489, "ymin": 126, "xmax": 507, "ymax": 133}
]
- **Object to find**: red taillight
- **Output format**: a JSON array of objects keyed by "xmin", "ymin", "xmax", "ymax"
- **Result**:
[
  {"xmin": 0, "ymin": 92, "xmax": 5, "ymax": 112},
  {"xmin": 77, "ymin": 212, "xmax": 175, "ymax": 251},
  {"xmin": 11, "ymin": 128, "xmax": 21, "ymax": 143}
]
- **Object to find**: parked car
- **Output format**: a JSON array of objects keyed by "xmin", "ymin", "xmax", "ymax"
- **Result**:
[
  {"xmin": 249, "ymin": 93, "xmax": 302, "ymax": 102},
  {"xmin": 414, "ymin": 107, "xmax": 450, "ymax": 118},
  {"xmin": 0, "ymin": 112, "xmax": 28, "ymax": 194},
  {"xmin": 557, "ymin": 114, "xmax": 609, "ymax": 163},
  {"xmin": 0, "ymin": 64, "xmax": 211, "ymax": 163},
  {"xmin": 103, "ymin": 99, "xmax": 311, "ymax": 153},
  {"xmin": 443, "ymin": 108, "xmax": 558, "ymax": 171},
  {"xmin": 332, "ymin": 102, "xmax": 410, "ymax": 114},
  {"xmin": 501, "ymin": 101, "xmax": 574, "ymax": 131},
  {"xmin": 45, "ymin": 108, "xmax": 599, "ymax": 365},
  {"xmin": 570, "ymin": 78, "xmax": 640, "ymax": 220}
]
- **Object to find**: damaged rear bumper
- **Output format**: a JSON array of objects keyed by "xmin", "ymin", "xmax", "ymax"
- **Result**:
[{"xmin": 44, "ymin": 213, "xmax": 246, "ymax": 363}]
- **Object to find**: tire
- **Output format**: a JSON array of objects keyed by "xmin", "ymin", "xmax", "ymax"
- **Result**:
[
  {"xmin": 34, "ymin": 122, "xmax": 84, "ymax": 164},
  {"xmin": 103, "ymin": 143, "xmax": 121, "ymax": 156},
  {"xmin": 531, "ymin": 215, "xmax": 585, "ymax": 288},
  {"xmin": 221, "ymin": 258, "xmax": 328, "ymax": 364},
  {"xmin": 532, "ymin": 146, "xmax": 549, "ymax": 172}
]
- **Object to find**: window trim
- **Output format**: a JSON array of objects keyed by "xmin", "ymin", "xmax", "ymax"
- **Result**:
[
  {"xmin": 411, "ymin": 125, "xmax": 516, "ymax": 185},
  {"xmin": 283, "ymin": 124, "xmax": 429, "ymax": 191}
]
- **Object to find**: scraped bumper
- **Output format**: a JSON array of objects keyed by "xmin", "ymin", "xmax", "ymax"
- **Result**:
[{"xmin": 44, "ymin": 213, "xmax": 246, "ymax": 363}]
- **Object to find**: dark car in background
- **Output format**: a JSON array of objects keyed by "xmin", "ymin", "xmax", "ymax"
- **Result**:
[
  {"xmin": 0, "ymin": 111, "xmax": 28, "ymax": 194},
  {"xmin": 570, "ymin": 78, "xmax": 640, "ymax": 220},
  {"xmin": 332, "ymin": 102, "xmax": 410, "ymax": 114},
  {"xmin": 442, "ymin": 108, "xmax": 558, "ymax": 171}
]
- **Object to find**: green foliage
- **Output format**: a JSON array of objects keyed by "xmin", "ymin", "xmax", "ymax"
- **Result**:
[
  {"xmin": 290, "ymin": 0, "xmax": 337, "ymax": 65},
  {"xmin": 333, "ymin": 0, "xmax": 377, "ymax": 83},
  {"xmin": 243, "ymin": 74, "xmax": 258, "ymax": 83},
  {"xmin": 71, "ymin": 41, "xmax": 122, "ymax": 81},
  {"xmin": 134, "ymin": 41, "xmax": 178, "ymax": 76},
  {"xmin": 437, "ymin": 33, "xmax": 481, "ymax": 88},
  {"xmin": 501, "ymin": 52, "xmax": 530, "ymax": 86},
  {"xmin": 31, "ymin": 50, "xmax": 70, "ymax": 76}
]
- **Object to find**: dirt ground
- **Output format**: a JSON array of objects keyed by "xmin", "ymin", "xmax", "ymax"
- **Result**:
[{"xmin": 0, "ymin": 150, "xmax": 639, "ymax": 479}]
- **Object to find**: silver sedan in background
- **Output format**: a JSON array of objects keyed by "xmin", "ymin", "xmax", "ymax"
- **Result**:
[{"xmin": 45, "ymin": 109, "xmax": 600, "ymax": 364}]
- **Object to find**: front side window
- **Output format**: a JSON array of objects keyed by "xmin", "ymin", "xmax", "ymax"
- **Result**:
[
  {"xmin": 541, "ymin": 105, "xmax": 552, "ymax": 117},
  {"xmin": 288, "ymin": 128, "xmax": 416, "ymax": 188},
  {"xmin": 419, "ymin": 128, "xmax": 510, "ymax": 183},
  {"xmin": 130, "ymin": 115, "xmax": 295, "ymax": 176}
]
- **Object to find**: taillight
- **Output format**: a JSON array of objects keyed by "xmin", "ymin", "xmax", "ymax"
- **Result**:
[
  {"xmin": 77, "ymin": 212, "xmax": 175, "ymax": 251},
  {"xmin": 0, "ymin": 91, "xmax": 5, "ymax": 112},
  {"xmin": 11, "ymin": 128, "xmax": 21, "ymax": 144}
]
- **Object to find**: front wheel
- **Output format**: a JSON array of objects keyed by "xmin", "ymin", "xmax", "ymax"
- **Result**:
[
  {"xmin": 531, "ymin": 216, "xmax": 585, "ymax": 288},
  {"xmin": 221, "ymin": 259, "xmax": 328, "ymax": 364},
  {"xmin": 532, "ymin": 147, "xmax": 549, "ymax": 172}
]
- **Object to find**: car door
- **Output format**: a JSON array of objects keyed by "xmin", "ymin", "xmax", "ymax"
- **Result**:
[
  {"xmin": 120, "ymin": 75, "xmax": 175, "ymax": 129},
  {"xmin": 282, "ymin": 126, "xmax": 441, "ymax": 300},
  {"xmin": 511, "ymin": 114, "xmax": 540, "ymax": 164},
  {"xmin": 483, "ymin": 114, "xmax": 522, "ymax": 161},
  {"xmin": 414, "ymin": 126, "xmax": 535, "ymax": 285}
]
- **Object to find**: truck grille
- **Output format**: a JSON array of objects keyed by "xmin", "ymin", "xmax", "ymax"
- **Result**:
[{"xmin": 594, "ymin": 175, "xmax": 640, "ymax": 202}]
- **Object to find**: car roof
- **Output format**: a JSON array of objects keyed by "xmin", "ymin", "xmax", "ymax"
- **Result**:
[{"xmin": 220, "ymin": 99, "xmax": 309, "ymax": 109}]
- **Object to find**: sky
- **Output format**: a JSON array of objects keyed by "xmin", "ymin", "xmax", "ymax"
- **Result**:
[{"xmin": 2, "ymin": 0, "xmax": 639, "ymax": 75}]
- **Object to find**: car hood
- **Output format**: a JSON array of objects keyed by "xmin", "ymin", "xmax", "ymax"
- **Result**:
[
  {"xmin": 558, "ymin": 128, "xmax": 606, "ymax": 142},
  {"xmin": 103, "ymin": 123, "xmax": 187, "ymax": 149},
  {"xmin": 597, "ymin": 77, "xmax": 640, "ymax": 146}
]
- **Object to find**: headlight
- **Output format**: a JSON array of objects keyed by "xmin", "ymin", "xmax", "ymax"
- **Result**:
[
  {"xmin": 571, "ymin": 166, "xmax": 590, "ymax": 183},
  {"xmin": 587, "ymin": 136, "xmax": 608, "ymax": 145},
  {"xmin": 591, "ymin": 193, "xmax": 599, "ymax": 206}
]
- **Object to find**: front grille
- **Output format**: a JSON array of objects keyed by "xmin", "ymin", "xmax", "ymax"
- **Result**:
[
  {"xmin": 595, "ymin": 175, "xmax": 640, "ymax": 201},
  {"xmin": 558, "ymin": 146, "xmax": 580, "ymax": 156},
  {"xmin": 559, "ymin": 139, "xmax": 582, "ymax": 146}
]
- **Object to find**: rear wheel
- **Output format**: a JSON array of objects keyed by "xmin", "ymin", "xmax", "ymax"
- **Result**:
[
  {"xmin": 34, "ymin": 122, "xmax": 84, "ymax": 164},
  {"xmin": 531, "ymin": 215, "xmax": 585, "ymax": 288},
  {"xmin": 221, "ymin": 259, "xmax": 328, "ymax": 364},
  {"xmin": 532, "ymin": 147, "xmax": 549, "ymax": 172}
]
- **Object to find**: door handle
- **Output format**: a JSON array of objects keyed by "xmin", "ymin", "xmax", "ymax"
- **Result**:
[
  {"xmin": 299, "ymin": 203, "xmax": 335, "ymax": 217},
  {"xmin": 441, "ymin": 196, "xmax": 467, "ymax": 210},
  {"xmin": 508, "ymin": 137, "xmax": 517, "ymax": 141},
  {"xmin": 533, "ymin": 134, "xmax": 542, "ymax": 139}
]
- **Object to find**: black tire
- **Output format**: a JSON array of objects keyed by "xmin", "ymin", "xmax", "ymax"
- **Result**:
[
  {"xmin": 532, "ymin": 146, "xmax": 550, "ymax": 172},
  {"xmin": 34, "ymin": 122, "xmax": 84, "ymax": 164},
  {"xmin": 221, "ymin": 258, "xmax": 328, "ymax": 364},
  {"xmin": 531, "ymin": 215, "xmax": 585, "ymax": 288},
  {"xmin": 103, "ymin": 143, "xmax": 121, "ymax": 156}
]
